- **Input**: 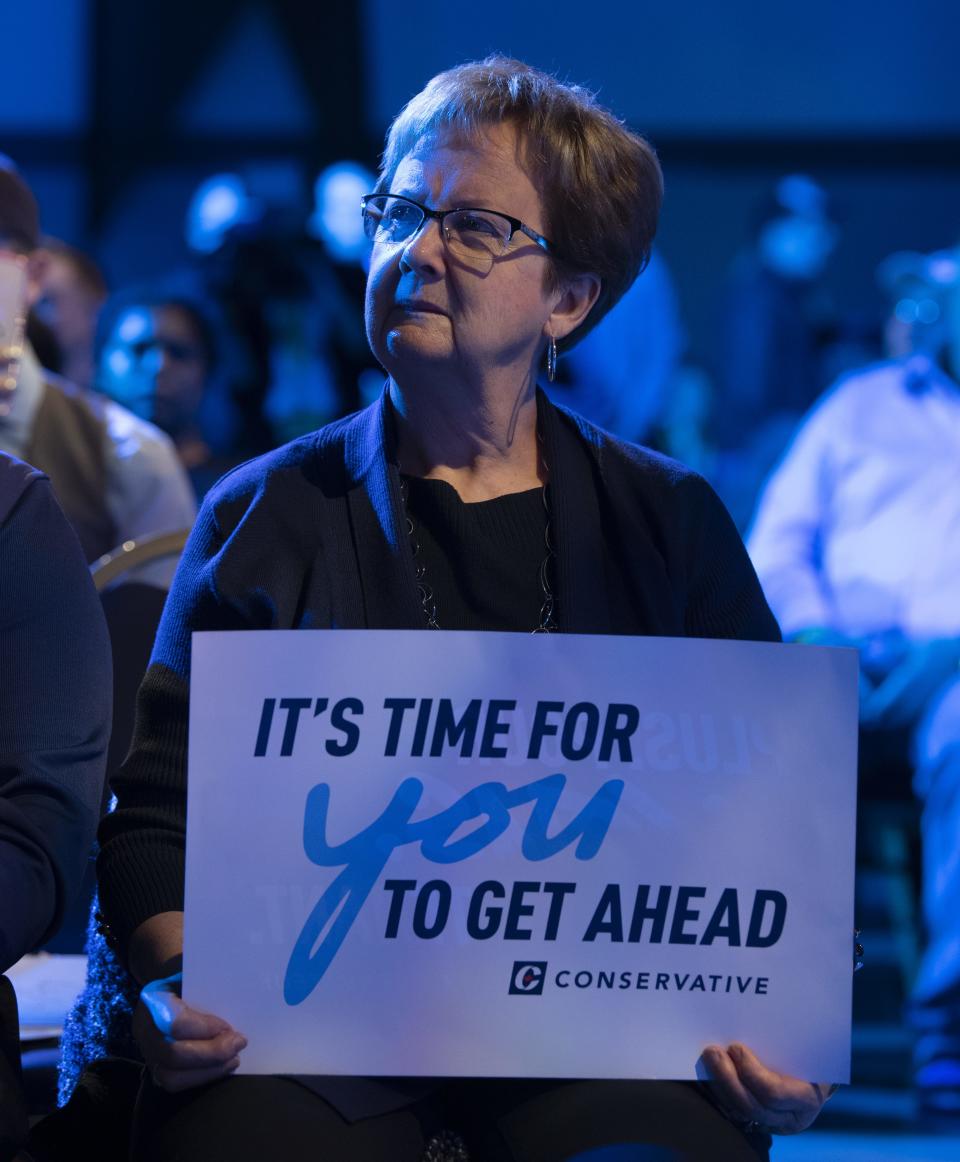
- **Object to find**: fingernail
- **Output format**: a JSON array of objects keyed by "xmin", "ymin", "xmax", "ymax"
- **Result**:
[{"xmin": 232, "ymin": 1037, "xmax": 247, "ymax": 1053}]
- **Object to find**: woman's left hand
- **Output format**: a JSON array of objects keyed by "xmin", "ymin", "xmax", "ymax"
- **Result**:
[{"xmin": 701, "ymin": 1042, "xmax": 835, "ymax": 1135}]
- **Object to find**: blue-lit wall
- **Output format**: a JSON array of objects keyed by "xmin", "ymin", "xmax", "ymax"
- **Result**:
[
  {"xmin": 366, "ymin": 0, "xmax": 960, "ymax": 135},
  {"xmin": 9, "ymin": 1, "xmax": 959, "ymax": 138}
]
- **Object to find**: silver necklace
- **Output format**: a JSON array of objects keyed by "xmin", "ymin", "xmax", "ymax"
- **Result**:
[{"xmin": 399, "ymin": 466, "xmax": 557, "ymax": 634}]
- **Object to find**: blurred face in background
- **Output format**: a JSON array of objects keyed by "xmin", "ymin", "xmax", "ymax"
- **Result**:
[
  {"xmin": 884, "ymin": 289, "xmax": 951, "ymax": 362},
  {"xmin": 99, "ymin": 304, "xmax": 208, "ymax": 435},
  {"xmin": 186, "ymin": 173, "xmax": 255, "ymax": 255},
  {"xmin": 758, "ymin": 214, "xmax": 838, "ymax": 282},
  {"xmin": 876, "ymin": 248, "xmax": 960, "ymax": 363},
  {"xmin": 33, "ymin": 252, "xmax": 105, "ymax": 356},
  {"xmin": 310, "ymin": 162, "xmax": 374, "ymax": 265}
]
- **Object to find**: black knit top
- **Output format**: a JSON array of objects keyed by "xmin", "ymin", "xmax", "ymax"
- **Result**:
[{"xmin": 402, "ymin": 476, "xmax": 548, "ymax": 632}]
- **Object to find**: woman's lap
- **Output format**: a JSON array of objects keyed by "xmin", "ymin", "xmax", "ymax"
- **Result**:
[
  {"xmin": 132, "ymin": 1076, "xmax": 769, "ymax": 1162},
  {"xmin": 447, "ymin": 1079, "xmax": 769, "ymax": 1162},
  {"xmin": 132, "ymin": 1075, "xmax": 428, "ymax": 1161}
]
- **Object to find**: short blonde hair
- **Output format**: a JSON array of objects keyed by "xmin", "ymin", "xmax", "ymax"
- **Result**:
[{"xmin": 377, "ymin": 56, "xmax": 663, "ymax": 348}]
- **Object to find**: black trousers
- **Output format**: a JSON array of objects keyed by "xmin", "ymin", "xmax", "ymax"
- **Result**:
[{"xmin": 132, "ymin": 1075, "xmax": 771, "ymax": 1162}]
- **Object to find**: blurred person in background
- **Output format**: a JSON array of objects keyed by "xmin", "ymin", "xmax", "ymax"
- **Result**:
[
  {"xmin": 185, "ymin": 173, "xmax": 261, "ymax": 260},
  {"xmin": 32, "ymin": 238, "xmax": 108, "ymax": 390},
  {"xmin": 308, "ymin": 160, "xmax": 386, "ymax": 409},
  {"xmin": 308, "ymin": 161, "xmax": 372, "ymax": 269},
  {"xmin": 94, "ymin": 284, "xmax": 244, "ymax": 499},
  {"xmin": 545, "ymin": 247, "xmax": 684, "ymax": 445},
  {"xmin": 877, "ymin": 248, "xmax": 960, "ymax": 360},
  {"xmin": 0, "ymin": 158, "xmax": 195, "ymax": 570},
  {"xmin": 0, "ymin": 451, "xmax": 111, "ymax": 1156},
  {"xmin": 650, "ymin": 363, "xmax": 715, "ymax": 477},
  {"xmin": 184, "ymin": 173, "xmax": 273, "ymax": 456},
  {"xmin": 748, "ymin": 244, "xmax": 960, "ymax": 1122},
  {"xmin": 185, "ymin": 166, "xmax": 359, "ymax": 448},
  {"xmin": 710, "ymin": 174, "xmax": 840, "ymax": 530}
]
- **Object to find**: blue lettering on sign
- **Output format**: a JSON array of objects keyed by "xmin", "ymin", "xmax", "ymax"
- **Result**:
[{"xmin": 284, "ymin": 773, "xmax": 624, "ymax": 1005}]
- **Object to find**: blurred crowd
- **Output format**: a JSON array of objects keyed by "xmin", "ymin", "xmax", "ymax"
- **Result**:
[
  {"xmin": 4, "ymin": 158, "xmax": 386, "ymax": 526},
  {"xmin": 7, "ymin": 156, "xmax": 956, "ymax": 540}
]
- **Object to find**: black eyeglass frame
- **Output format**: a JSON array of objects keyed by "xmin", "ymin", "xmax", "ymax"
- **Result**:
[{"xmin": 360, "ymin": 193, "xmax": 554, "ymax": 256}]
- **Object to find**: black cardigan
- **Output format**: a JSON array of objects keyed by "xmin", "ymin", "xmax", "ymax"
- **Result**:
[{"xmin": 99, "ymin": 390, "xmax": 779, "ymax": 957}]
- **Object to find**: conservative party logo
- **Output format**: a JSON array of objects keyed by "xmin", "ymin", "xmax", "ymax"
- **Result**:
[{"xmin": 510, "ymin": 961, "xmax": 548, "ymax": 995}]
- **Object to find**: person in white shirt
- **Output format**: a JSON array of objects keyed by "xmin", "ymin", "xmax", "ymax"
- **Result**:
[{"xmin": 748, "ymin": 260, "xmax": 960, "ymax": 1118}]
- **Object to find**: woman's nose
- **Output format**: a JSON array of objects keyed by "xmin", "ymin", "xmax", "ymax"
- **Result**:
[{"xmin": 399, "ymin": 217, "xmax": 445, "ymax": 275}]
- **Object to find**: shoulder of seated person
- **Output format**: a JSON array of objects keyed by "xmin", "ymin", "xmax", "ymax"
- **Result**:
[
  {"xmin": 41, "ymin": 375, "xmax": 180, "ymax": 465},
  {"xmin": 200, "ymin": 430, "xmax": 329, "ymax": 516},
  {"xmin": 99, "ymin": 395, "xmax": 179, "ymax": 458},
  {"xmin": 819, "ymin": 358, "xmax": 919, "ymax": 410},
  {"xmin": 0, "ymin": 451, "xmax": 47, "ymax": 524},
  {"xmin": 204, "ymin": 401, "xmax": 390, "ymax": 510},
  {"xmin": 552, "ymin": 398, "xmax": 698, "ymax": 485}
]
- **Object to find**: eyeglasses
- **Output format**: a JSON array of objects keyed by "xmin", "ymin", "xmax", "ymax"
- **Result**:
[{"xmin": 360, "ymin": 193, "xmax": 553, "ymax": 269}]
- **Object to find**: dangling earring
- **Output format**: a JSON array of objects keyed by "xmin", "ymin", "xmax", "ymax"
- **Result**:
[{"xmin": 546, "ymin": 335, "xmax": 557, "ymax": 383}]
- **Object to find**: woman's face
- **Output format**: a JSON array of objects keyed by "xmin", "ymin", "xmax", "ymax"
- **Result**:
[
  {"xmin": 364, "ymin": 122, "xmax": 559, "ymax": 388},
  {"xmin": 100, "ymin": 304, "xmax": 208, "ymax": 433}
]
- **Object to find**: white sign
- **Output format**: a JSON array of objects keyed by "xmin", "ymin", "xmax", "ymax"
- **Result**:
[{"xmin": 184, "ymin": 631, "xmax": 858, "ymax": 1082}]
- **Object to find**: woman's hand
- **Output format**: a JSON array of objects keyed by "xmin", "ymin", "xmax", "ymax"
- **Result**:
[
  {"xmin": 132, "ymin": 971, "xmax": 247, "ymax": 1093},
  {"xmin": 700, "ymin": 1042, "xmax": 835, "ymax": 1135}
]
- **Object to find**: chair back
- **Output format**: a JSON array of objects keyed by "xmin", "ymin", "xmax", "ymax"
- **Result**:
[
  {"xmin": 0, "ymin": 975, "xmax": 27, "ymax": 1158},
  {"xmin": 91, "ymin": 527, "xmax": 190, "ymax": 798},
  {"xmin": 43, "ymin": 530, "xmax": 189, "ymax": 956}
]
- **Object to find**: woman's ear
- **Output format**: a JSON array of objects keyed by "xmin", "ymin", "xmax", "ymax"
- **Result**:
[{"xmin": 548, "ymin": 272, "xmax": 601, "ymax": 344}]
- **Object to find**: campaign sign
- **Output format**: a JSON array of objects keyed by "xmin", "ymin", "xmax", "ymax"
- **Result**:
[{"xmin": 184, "ymin": 631, "xmax": 858, "ymax": 1081}]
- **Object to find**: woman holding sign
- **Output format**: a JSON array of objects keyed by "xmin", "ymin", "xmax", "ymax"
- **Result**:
[{"xmin": 94, "ymin": 57, "xmax": 832, "ymax": 1161}]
